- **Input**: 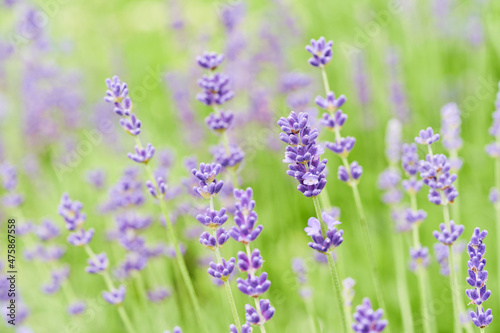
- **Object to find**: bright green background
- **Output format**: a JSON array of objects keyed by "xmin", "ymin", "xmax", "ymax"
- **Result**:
[{"xmin": 1, "ymin": 0, "xmax": 500, "ymax": 332}]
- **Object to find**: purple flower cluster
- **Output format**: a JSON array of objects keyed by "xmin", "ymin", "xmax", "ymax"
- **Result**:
[
  {"xmin": 433, "ymin": 220, "xmax": 464, "ymax": 245},
  {"xmin": 58, "ymin": 194, "xmax": 95, "ymax": 248},
  {"xmin": 352, "ymin": 298, "xmax": 388, "ymax": 333},
  {"xmin": 230, "ymin": 188, "xmax": 263, "ymax": 244},
  {"xmin": 304, "ymin": 213, "xmax": 343, "ymax": 253},
  {"xmin": 192, "ymin": 163, "xmax": 224, "ymax": 199},
  {"xmin": 102, "ymin": 285, "xmax": 126, "ymax": 305},
  {"xmin": 415, "ymin": 128, "xmax": 459, "ymax": 206},
  {"xmin": 305, "ymin": 37, "xmax": 333, "ymax": 67},
  {"xmin": 440, "ymin": 103, "xmax": 463, "ymax": 169},
  {"xmin": 0, "ymin": 163, "xmax": 23, "ymax": 208},
  {"xmin": 409, "ymin": 246, "xmax": 430, "ymax": 271},
  {"xmin": 465, "ymin": 228, "xmax": 493, "ymax": 328},
  {"xmin": 244, "ymin": 299, "xmax": 275, "ymax": 326},
  {"xmin": 278, "ymin": 111, "xmax": 328, "ymax": 197}
]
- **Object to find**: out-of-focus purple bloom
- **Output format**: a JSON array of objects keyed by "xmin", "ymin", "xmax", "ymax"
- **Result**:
[
  {"xmin": 229, "ymin": 323, "xmax": 253, "ymax": 333},
  {"xmin": 433, "ymin": 220, "xmax": 464, "ymax": 245},
  {"xmin": 2, "ymin": 193, "xmax": 23, "ymax": 207},
  {"xmin": 237, "ymin": 272, "xmax": 271, "ymax": 297},
  {"xmin": 441, "ymin": 103, "xmax": 462, "ymax": 151},
  {"xmin": 120, "ymin": 114, "xmax": 141, "ymax": 136},
  {"xmin": 304, "ymin": 217, "xmax": 343, "ymax": 253},
  {"xmin": 401, "ymin": 143, "xmax": 419, "ymax": 176},
  {"xmin": 342, "ymin": 277, "xmax": 356, "ymax": 307},
  {"xmin": 67, "ymin": 301, "xmax": 86, "ymax": 315},
  {"xmin": 197, "ymin": 52, "xmax": 224, "ymax": 70},
  {"xmin": 196, "ymin": 208, "xmax": 228, "ymax": 229},
  {"xmin": 404, "ymin": 209, "xmax": 427, "ymax": 225},
  {"xmin": 0, "ymin": 163, "xmax": 17, "ymax": 190},
  {"xmin": 102, "ymin": 285, "xmax": 126, "ymax": 305},
  {"xmin": 490, "ymin": 188, "xmax": 498, "ymax": 204},
  {"xmin": 127, "ymin": 143, "xmax": 155, "ymax": 164},
  {"xmin": 378, "ymin": 169, "xmax": 401, "ymax": 191},
  {"xmin": 208, "ymin": 257, "xmax": 235, "ymax": 281},
  {"xmin": 315, "ymin": 91, "xmax": 346, "ymax": 112},
  {"xmin": 386, "ymin": 50, "xmax": 409, "ymax": 123},
  {"xmin": 326, "ymin": 137, "xmax": 356, "ymax": 157},
  {"xmin": 230, "ymin": 188, "xmax": 263, "ymax": 244},
  {"xmin": 146, "ymin": 177, "xmax": 167, "ymax": 199},
  {"xmin": 409, "ymin": 246, "xmax": 430, "ymax": 271},
  {"xmin": 320, "ymin": 110, "xmax": 347, "ymax": 132},
  {"xmin": 116, "ymin": 213, "xmax": 152, "ymax": 231},
  {"xmin": 206, "ymin": 111, "xmax": 234, "ymax": 132},
  {"xmin": 67, "ymin": 228, "xmax": 95, "ymax": 246},
  {"xmin": 415, "ymin": 127, "xmax": 440, "ymax": 145},
  {"xmin": 338, "ymin": 161, "xmax": 363, "ymax": 184},
  {"xmin": 280, "ymin": 72, "xmax": 311, "ymax": 93},
  {"xmin": 104, "ymin": 76, "xmax": 131, "ymax": 116},
  {"xmin": 36, "ymin": 219, "xmax": 60, "ymax": 241},
  {"xmin": 86, "ymin": 253, "xmax": 109, "ymax": 274},
  {"xmin": 86, "ymin": 169, "xmax": 105, "ymax": 189},
  {"xmin": 237, "ymin": 249, "xmax": 263, "ymax": 273},
  {"xmin": 385, "ymin": 119, "xmax": 402, "ymax": 164},
  {"xmin": 292, "ymin": 257, "xmax": 308, "ymax": 285},
  {"xmin": 245, "ymin": 299, "xmax": 274, "ymax": 325},
  {"xmin": 434, "ymin": 243, "xmax": 450, "ymax": 276},
  {"xmin": 40, "ymin": 245, "xmax": 66, "ymax": 262},
  {"xmin": 212, "ymin": 144, "xmax": 245, "ymax": 168},
  {"xmin": 58, "ymin": 193, "xmax": 87, "ymax": 231},
  {"xmin": 147, "ymin": 287, "xmax": 171, "ymax": 302},
  {"xmin": 402, "ymin": 179, "xmax": 423, "ymax": 194},
  {"xmin": 197, "ymin": 73, "xmax": 234, "ymax": 106},
  {"xmin": 352, "ymin": 297, "xmax": 388, "ymax": 333},
  {"xmin": 305, "ymin": 37, "xmax": 333, "ymax": 67}
]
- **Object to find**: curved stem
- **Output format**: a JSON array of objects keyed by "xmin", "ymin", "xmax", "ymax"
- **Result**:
[{"xmin": 225, "ymin": 281, "xmax": 242, "ymax": 329}]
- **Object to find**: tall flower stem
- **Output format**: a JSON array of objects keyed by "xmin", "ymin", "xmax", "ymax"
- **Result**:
[
  {"xmin": 392, "ymin": 231, "xmax": 414, "ymax": 333},
  {"xmin": 442, "ymin": 204, "xmax": 461, "ymax": 333},
  {"xmin": 209, "ymin": 196, "xmax": 242, "ymax": 329},
  {"xmin": 313, "ymin": 196, "xmax": 347, "ymax": 333},
  {"xmin": 495, "ymin": 148, "xmax": 500, "ymax": 307},
  {"xmin": 409, "ymin": 193, "xmax": 433, "ymax": 333},
  {"xmin": 83, "ymin": 245, "xmax": 137, "ymax": 333}
]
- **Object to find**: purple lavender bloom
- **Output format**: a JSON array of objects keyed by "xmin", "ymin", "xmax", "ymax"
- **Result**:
[
  {"xmin": 315, "ymin": 91, "xmax": 346, "ymax": 112},
  {"xmin": 440, "ymin": 103, "xmax": 463, "ymax": 151},
  {"xmin": 237, "ymin": 273, "xmax": 271, "ymax": 297},
  {"xmin": 237, "ymin": 249, "xmax": 263, "ymax": 273},
  {"xmin": 40, "ymin": 245, "xmax": 66, "ymax": 262},
  {"xmin": 433, "ymin": 220, "xmax": 464, "ymax": 245},
  {"xmin": 304, "ymin": 217, "xmax": 343, "ymax": 253},
  {"xmin": 378, "ymin": 169, "xmax": 401, "ymax": 191},
  {"xmin": 192, "ymin": 163, "xmax": 224, "ymax": 199},
  {"xmin": 287, "ymin": 157, "xmax": 328, "ymax": 197},
  {"xmin": 470, "ymin": 308, "xmax": 493, "ymax": 329},
  {"xmin": 127, "ymin": 143, "xmax": 155, "ymax": 164},
  {"xmin": 199, "ymin": 228, "xmax": 229, "ymax": 250},
  {"xmin": 320, "ymin": 110, "xmax": 348, "ymax": 132},
  {"xmin": 305, "ymin": 37, "xmax": 333, "ymax": 67},
  {"xmin": 434, "ymin": 243, "xmax": 450, "ymax": 276},
  {"xmin": 230, "ymin": 188, "xmax": 263, "ymax": 244},
  {"xmin": 401, "ymin": 143, "xmax": 419, "ymax": 176},
  {"xmin": 120, "ymin": 114, "xmax": 141, "ymax": 136},
  {"xmin": 86, "ymin": 253, "xmax": 109, "ymax": 274},
  {"xmin": 121, "ymin": 252, "xmax": 148, "ymax": 273},
  {"xmin": 229, "ymin": 323, "xmax": 253, "ymax": 333},
  {"xmin": 404, "ymin": 209, "xmax": 427, "ymax": 225},
  {"xmin": 485, "ymin": 143, "xmax": 500, "ymax": 158},
  {"xmin": 409, "ymin": 246, "xmax": 430, "ymax": 271},
  {"xmin": 197, "ymin": 73, "xmax": 234, "ymax": 106},
  {"xmin": 86, "ymin": 169, "xmax": 105, "ymax": 189},
  {"xmin": 147, "ymin": 287, "xmax": 171, "ymax": 302},
  {"xmin": 2, "ymin": 193, "xmax": 23, "ymax": 207},
  {"xmin": 67, "ymin": 301, "xmax": 86, "ymax": 315},
  {"xmin": 338, "ymin": 162, "xmax": 363, "ymax": 184},
  {"xmin": 196, "ymin": 208, "xmax": 229, "ymax": 229},
  {"xmin": 342, "ymin": 277, "xmax": 356, "ymax": 307},
  {"xmin": 58, "ymin": 193, "xmax": 86, "ymax": 231},
  {"xmin": 115, "ymin": 213, "xmax": 152, "ymax": 231},
  {"xmin": 208, "ymin": 257, "xmax": 236, "ymax": 281},
  {"xmin": 245, "ymin": 299, "xmax": 275, "ymax": 325},
  {"xmin": 278, "ymin": 111, "xmax": 309, "ymax": 135},
  {"xmin": 104, "ymin": 76, "xmax": 131, "ymax": 116},
  {"xmin": 402, "ymin": 179, "xmax": 423, "ymax": 194},
  {"xmin": 326, "ymin": 137, "xmax": 356, "ymax": 157},
  {"xmin": 36, "ymin": 219, "xmax": 60, "ymax": 241},
  {"xmin": 0, "ymin": 163, "xmax": 17, "ymax": 190},
  {"xmin": 280, "ymin": 72, "xmax": 311, "ymax": 93},
  {"xmin": 466, "ymin": 228, "xmax": 491, "ymax": 311},
  {"xmin": 102, "ymin": 285, "xmax": 126, "ymax": 305},
  {"xmin": 146, "ymin": 177, "xmax": 167, "ymax": 198},
  {"xmin": 197, "ymin": 52, "xmax": 224, "ymax": 70},
  {"xmin": 415, "ymin": 127, "xmax": 440, "ymax": 145},
  {"xmin": 352, "ymin": 298, "xmax": 388, "ymax": 333},
  {"xmin": 385, "ymin": 119, "xmax": 402, "ymax": 164},
  {"xmin": 206, "ymin": 111, "xmax": 234, "ymax": 132},
  {"xmin": 212, "ymin": 145, "xmax": 245, "ymax": 168},
  {"xmin": 67, "ymin": 228, "xmax": 95, "ymax": 246},
  {"xmin": 490, "ymin": 188, "xmax": 498, "ymax": 204}
]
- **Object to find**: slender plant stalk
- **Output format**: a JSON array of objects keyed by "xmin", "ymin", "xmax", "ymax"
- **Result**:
[
  {"xmin": 84, "ymin": 245, "xmax": 137, "ymax": 333},
  {"xmin": 442, "ymin": 204, "xmax": 461, "ymax": 333},
  {"xmin": 495, "ymin": 150, "xmax": 500, "ymax": 309},
  {"xmin": 392, "ymin": 232, "xmax": 415, "ymax": 333},
  {"xmin": 313, "ymin": 196, "xmax": 347, "ymax": 333},
  {"xmin": 409, "ymin": 193, "xmax": 432, "ymax": 333}
]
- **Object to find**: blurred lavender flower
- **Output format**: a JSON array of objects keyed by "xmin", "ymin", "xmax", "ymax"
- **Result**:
[
  {"xmin": 440, "ymin": 103, "xmax": 463, "ymax": 151},
  {"xmin": 164, "ymin": 327, "xmax": 182, "ymax": 333},
  {"xmin": 104, "ymin": 76, "xmax": 131, "ymax": 116},
  {"xmin": 197, "ymin": 73, "xmax": 234, "ymax": 106},
  {"xmin": 434, "ymin": 243, "xmax": 449, "ymax": 276},
  {"xmin": 415, "ymin": 127, "xmax": 440, "ymax": 145},
  {"xmin": 433, "ymin": 220, "xmax": 464, "ymax": 245},
  {"xmin": 386, "ymin": 50, "xmax": 410, "ymax": 123},
  {"xmin": 315, "ymin": 91, "xmax": 346, "ymax": 112},
  {"xmin": 342, "ymin": 277, "xmax": 356, "ymax": 308},
  {"xmin": 36, "ymin": 219, "xmax": 60, "ymax": 241},
  {"xmin": 352, "ymin": 298, "xmax": 388, "ymax": 333},
  {"xmin": 325, "ymin": 137, "xmax": 356, "ymax": 157},
  {"xmin": 120, "ymin": 114, "xmax": 141, "ymax": 136},
  {"xmin": 86, "ymin": 169, "xmax": 106, "ymax": 189},
  {"xmin": 197, "ymin": 52, "xmax": 224, "ymax": 70},
  {"xmin": 146, "ymin": 177, "xmax": 167, "ymax": 199},
  {"xmin": 86, "ymin": 253, "xmax": 109, "ymax": 274},
  {"xmin": 67, "ymin": 301, "xmax": 86, "ymax": 315},
  {"xmin": 58, "ymin": 193, "xmax": 86, "ymax": 231},
  {"xmin": 127, "ymin": 144, "xmax": 155, "ymax": 164},
  {"xmin": 147, "ymin": 287, "xmax": 171, "ymax": 303},
  {"xmin": 305, "ymin": 37, "xmax": 333, "ymax": 67},
  {"xmin": 102, "ymin": 285, "xmax": 126, "ymax": 305},
  {"xmin": 280, "ymin": 72, "xmax": 311, "ymax": 93},
  {"xmin": 230, "ymin": 323, "xmax": 252, "ymax": 333},
  {"xmin": 67, "ymin": 228, "xmax": 95, "ymax": 246},
  {"xmin": 212, "ymin": 145, "xmax": 245, "ymax": 168},
  {"xmin": 409, "ymin": 246, "xmax": 430, "ymax": 271}
]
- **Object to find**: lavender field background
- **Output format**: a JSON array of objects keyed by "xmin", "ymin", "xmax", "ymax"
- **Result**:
[{"xmin": 1, "ymin": 0, "xmax": 500, "ymax": 332}]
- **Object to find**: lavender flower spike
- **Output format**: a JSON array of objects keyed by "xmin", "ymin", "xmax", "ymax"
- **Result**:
[
  {"xmin": 230, "ymin": 188, "xmax": 263, "ymax": 244},
  {"xmin": 102, "ymin": 285, "xmax": 126, "ymax": 305},
  {"xmin": 338, "ymin": 161, "xmax": 363, "ymax": 184},
  {"xmin": 67, "ymin": 301, "xmax": 86, "ymax": 315},
  {"xmin": 237, "ymin": 249, "xmax": 263, "ymax": 273},
  {"xmin": 207, "ymin": 257, "xmax": 235, "ymax": 282},
  {"xmin": 304, "ymin": 217, "xmax": 343, "ymax": 253},
  {"xmin": 127, "ymin": 143, "xmax": 155, "ymax": 164},
  {"xmin": 245, "ymin": 299, "xmax": 275, "ymax": 325},
  {"xmin": 58, "ymin": 193, "xmax": 87, "ymax": 231},
  {"xmin": 197, "ymin": 51, "xmax": 224, "ymax": 70},
  {"xmin": 315, "ymin": 91, "xmax": 346, "ymax": 112},
  {"xmin": 120, "ymin": 114, "xmax": 141, "ymax": 136},
  {"xmin": 305, "ymin": 37, "xmax": 333, "ymax": 67},
  {"xmin": 352, "ymin": 298, "xmax": 388, "ymax": 333},
  {"xmin": 196, "ymin": 208, "xmax": 228, "ymax": 229},
  {"xmin": 104, "ymin": 76, "xmax": 131, "ymax": 116},
  {"xmin": 67, "ymin": 228, "xmax": 95, "ymax": 246},
  {"xmin": 409, "ymin": 246, "xmax": 430, "ymax": 271},
  {"xmin": 433, "ymin": 220, "xmax": 464, "ymax": 245},
  {"xmin": 192, "ymin": 163, "xmax": 224, "ymax": 199},
  {"xmin": 86, "ymin": 253, "xmax": 109, "ymax": 274},
  {"xmin": 415, "ymin": 127, "xmax": 440, "ymax": 145},
  {"xmin": 237, "ymin": 273, "xmax": 271, "ymax": 297}
]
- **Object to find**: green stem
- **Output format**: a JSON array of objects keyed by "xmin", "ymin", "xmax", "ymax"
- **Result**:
[
  {"xmin": 312, "ymin": 196, "xmax": 347, "ymax": 333},
  {"xmin": 350, "ymin": 184, "xmax": 387, "ymax": 314},
  {"xmin": 225, "ymin": 281, "xmax": 242, "ymax": 329},
  {"xmin": 495, "ymin": 155, "xmax": 500, "ymax": 309},
  {"xmin": 118, "ymin": 306, "xmax": 137, "ymax": 333},
  {"xmin": 320, "ymin": 66, "xmax": 331, "ymax": 95},
  {"xmin": 443, "ymin": 205, "xmax": 460, "ymax": 333},
  {"xmin": 393, "ymin": 232, "xmax": 415, "ymax": 333}
]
